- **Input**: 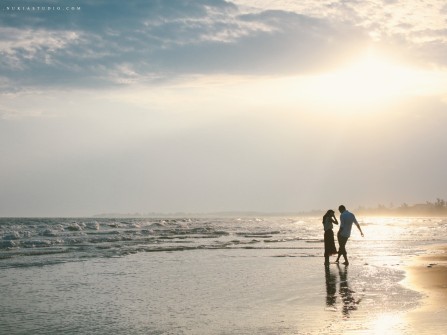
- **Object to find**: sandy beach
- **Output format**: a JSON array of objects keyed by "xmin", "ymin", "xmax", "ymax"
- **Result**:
[{"xmin": 403, "ymin": 245, "xmax": 447, "ymax": 334}]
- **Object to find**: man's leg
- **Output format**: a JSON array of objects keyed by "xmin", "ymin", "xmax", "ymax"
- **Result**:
[{"xmin": 338, "ymin": 236, "xmax": 349, "ymax": 264}]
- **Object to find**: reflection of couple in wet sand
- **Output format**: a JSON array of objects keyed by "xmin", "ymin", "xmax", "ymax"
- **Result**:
[
  {"xmin": 325, "ymin": 265, "xmax": 363, "ymax": 316},
  {"xmin": 322, "ymin": 205, "xmax": 364, "ymax": 266}
]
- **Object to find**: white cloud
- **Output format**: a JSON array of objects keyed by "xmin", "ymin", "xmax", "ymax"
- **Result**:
[
  {"xmin": 232, "ymin": 0, "xmax": 447, "ymax": 67},
  {"xmin": 0, "ymin": 1, "xmax": 371, "ymax": 90},
  {"xmin": 0, "ymin": 27, "xmax": 81, "ymax": 69}
]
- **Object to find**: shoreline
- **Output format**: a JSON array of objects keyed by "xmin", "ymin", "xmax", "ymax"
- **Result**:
[{"xmin": 402, "ymin": 244, "xmax": 447, "ymax": 333}]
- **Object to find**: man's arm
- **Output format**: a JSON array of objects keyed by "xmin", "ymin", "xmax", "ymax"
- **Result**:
[
  {"xmin": 338, "ymin": 215, "xmax": 344, "ymax": 233},
  {"xmin": 354, "ymin": 220, "xmax": 365, "ymax": 237},
  {"xmin": 354, "ymin": 217, "xmax": 364, "ymax": 237}
]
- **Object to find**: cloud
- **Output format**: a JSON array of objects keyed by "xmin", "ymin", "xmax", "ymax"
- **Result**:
[
  {"xmin": 1, "ymin": 0, "xmax": 446, "ymax": 93},
  {"xmin": 0, "ymin": 27, "xmax": 81, "ymax": 69},
  {"xmin": 0, "ymin": 0, "xmax": 372, "ymax": 90},
  {"xmin": 235, "ymin": 1, "xmax": 447, "ymax": 65}
]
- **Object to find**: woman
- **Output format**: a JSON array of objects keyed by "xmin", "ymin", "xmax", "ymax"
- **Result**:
[{"xmin": 322, "ymin": 209, "xmax": 338, "ymax": 265}]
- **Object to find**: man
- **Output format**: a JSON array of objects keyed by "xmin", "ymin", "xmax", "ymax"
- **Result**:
[{"xmin": 335, "ymin": 205, "xmax": 364, "ymax": 265}]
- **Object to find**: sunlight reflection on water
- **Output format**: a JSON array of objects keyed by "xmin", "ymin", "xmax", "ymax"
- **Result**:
[{"xmin": 370, "ymin": 312, "xmax": 407, "ymax": 335}]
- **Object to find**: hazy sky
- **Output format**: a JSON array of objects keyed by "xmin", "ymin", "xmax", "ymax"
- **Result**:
[{"xmin": 1, "ymin": 0, "xmax": 447, "ymax": 216}]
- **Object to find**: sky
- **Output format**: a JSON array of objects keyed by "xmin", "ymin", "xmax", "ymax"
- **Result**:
[{"xmin": 1, "ymin": 0, "xmax": 447, "ymax": 216}]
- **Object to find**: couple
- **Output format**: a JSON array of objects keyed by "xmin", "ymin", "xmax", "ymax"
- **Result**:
[{"xmin": 322, "ymin": 205, "xmax": 364, "ymax": 266}]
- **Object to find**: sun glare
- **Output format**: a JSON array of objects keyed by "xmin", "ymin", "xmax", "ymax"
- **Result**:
[
  {"xmin": 300, "ymin": 50, "xmax": 447, "ymax": 108},
  {"xmin": 316, "ymin": 56, "xmax": 414, "ymax": 102}
]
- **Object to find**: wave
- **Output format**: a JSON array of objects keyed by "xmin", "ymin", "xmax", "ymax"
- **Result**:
[{"xmin": 2, "ymin": 216, "xmax": 446, "ymax": 269}]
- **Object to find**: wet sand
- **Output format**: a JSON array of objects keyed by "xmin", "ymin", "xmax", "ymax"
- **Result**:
[{"xmin": 403, "ymin": 245, "xmax": 447, "ymax": 334}]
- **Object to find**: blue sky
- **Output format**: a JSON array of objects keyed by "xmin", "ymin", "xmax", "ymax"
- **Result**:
[{"xmin": 1, "ymin": 0, "xmax": 447, "ymax": 216}]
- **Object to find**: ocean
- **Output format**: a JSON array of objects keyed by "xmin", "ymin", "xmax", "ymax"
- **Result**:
[{"xmin": 1, "ymin": 216, "xmax": 446, "ymax": 334}]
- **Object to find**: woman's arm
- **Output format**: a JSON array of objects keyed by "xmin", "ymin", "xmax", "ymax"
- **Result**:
[{"xmin": 332, "ymin": 215, "xmax": 339, "ymax": 225}]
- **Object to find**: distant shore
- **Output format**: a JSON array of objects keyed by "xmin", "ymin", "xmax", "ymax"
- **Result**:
[
  {"xmin": 92, "ymin": 213, "xmax": 447, "ymax": 219},
  {"xmin": 92, "ymin": 199, "xmax": 447, "ymax": 218}
]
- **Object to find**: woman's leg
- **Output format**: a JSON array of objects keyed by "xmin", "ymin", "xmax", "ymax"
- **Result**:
[
  {"xmin": 324, "ymin": 230, "xmax": 330, "ymax": 264},
  {"xmin": 335, "ymin": 232, "xmax": 341, "ymax": 262}
]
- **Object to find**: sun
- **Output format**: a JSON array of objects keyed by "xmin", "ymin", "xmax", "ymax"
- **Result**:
[
  {"xmin": 298, "ymin": 49, "xmax": 446, "ymax": 108},
  {"xmin": 260, "ymin": 48, "xmax": 447, "ymax": 114},
  {"xmin": 315, "ymin": 53, "xmax": 416, "ymax": 103}
]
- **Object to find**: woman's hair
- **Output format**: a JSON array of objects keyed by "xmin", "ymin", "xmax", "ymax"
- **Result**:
[{"xmin": 322, "ymin": 209, "xmax": 334, "ymax": 223}]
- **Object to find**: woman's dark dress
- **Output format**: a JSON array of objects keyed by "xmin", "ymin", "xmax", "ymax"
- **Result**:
[
  {"xmin": 324, "ymin": 229, "xmax": 338, "ymax": 256},
  {"xmin": 323, "ymin": 216, "xmax": 338, "ymax": 257}
]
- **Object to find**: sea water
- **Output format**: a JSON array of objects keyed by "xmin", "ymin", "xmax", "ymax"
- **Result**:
[{"xmin": 0, "ymin": 216, "xmax": 446, "ymax": 334}]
